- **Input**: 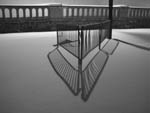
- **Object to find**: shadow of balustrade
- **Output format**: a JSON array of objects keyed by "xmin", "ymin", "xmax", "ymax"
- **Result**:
[
  {"xmin": 47, "ymin": 21, "xmax": 120, "ymax": 101},
  {"xmin": 47, "ymin": 46, "xmax": 110, "ymax": 101}
]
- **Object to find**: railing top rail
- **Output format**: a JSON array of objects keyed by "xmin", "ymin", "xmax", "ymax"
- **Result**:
[
  {"xmin": 0, "ymin": 3, "xmax": 150, "ymax": 9},
  {"xmin": 0, "ymin": 3, "xmax": 62, "ymax": 7},
  {"xmin": 62, "ymin": 4, "xmax": 109, "ymax": 8},
  {"xmin": 128, "ymin": 6, "xmax": 150, "ymax": 9},
  {"xmin": 79, "ymin": 20, "xmax": 110, "ymax": 30},
  {"xmin": 79, "ymin": 20, "xmax": 110, "ymax": 27},
  {"xmin": 56, "ymin": 20, "xmax": 110, "ymax": 31}
]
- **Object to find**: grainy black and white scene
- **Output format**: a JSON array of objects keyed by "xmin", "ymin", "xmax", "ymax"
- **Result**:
[{"xmin": 0, "ymin": 0, "xmax": 150, "ymax": 113}]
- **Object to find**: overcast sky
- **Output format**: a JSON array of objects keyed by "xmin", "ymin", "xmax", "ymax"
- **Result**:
[{"xmin": 0, "ymin": 0, "xmax": 150, "ymax": 7}]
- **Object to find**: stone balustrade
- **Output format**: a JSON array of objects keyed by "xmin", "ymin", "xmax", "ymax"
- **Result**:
[
  {"xmin": 0, "ymin": 4, "xmax": 150, "ymax": 20},
  {"xmin": 0, "ymin": 4, "xmax": 150, "ymax": 33}
]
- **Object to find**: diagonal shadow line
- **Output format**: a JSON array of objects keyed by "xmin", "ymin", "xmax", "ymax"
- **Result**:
[
  {"xmin": 81, "ymin": 50, "xmax": 109, "ymax": 102},
  {"xmin": 47, "ymin": 47, "xmax": 80, "ymax": 96},
  {"xmin": 113, "ymin": 38, "xmax": 150, "ymax": 51}
]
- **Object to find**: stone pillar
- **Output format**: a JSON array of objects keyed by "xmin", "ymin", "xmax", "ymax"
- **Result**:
[
  {"xmin": 49, "ymin": 5, "xmax": 63, "ymax": 19},
  {"xmin": 118, "ymin": 6, "xmax": 129, "ymax": 19}
]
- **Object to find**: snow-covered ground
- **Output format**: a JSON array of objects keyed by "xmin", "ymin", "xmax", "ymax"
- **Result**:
[
  {"xmin": 0, "ymin": 29, "xmax": 149, "ymax": 113},
  {"xmin": 112, "ymin": 29, "xmax": 150, "ymax": 48}
]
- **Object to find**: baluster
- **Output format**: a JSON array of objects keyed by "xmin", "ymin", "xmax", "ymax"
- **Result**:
[
  {"xmin": 139, "ymin": 9, "xmax": 142, "ymax": 17},
  {"xmin": 29, "ymin": 8, "xmax": 32, "ymax": 18},
  {"xmin": 136, "ymin": 9, "xmax": 139, "ymax": 17},
  {"xmin": 134, "ymin": 9, "xmax": 136, "ymax": 17},
  {"xmin": 0, "ymin": 8, "xmax": 1, "ymax": 18},
  {"xmin": 9, "ymin": 8, "xmax": 12, "ymax": 18},
  {"xmin": 147, "ymin": 9, "xmax": 149, "ymax": 17},
  {"xmin": 140, "ymin": 9, "xmax": 142, "ymax": 17},
  {"xmin": 42, "ymin": 8, "xmax": 44, "ymax": 17},
  {"xmin": 144, "ymin": 9, "xmax": 145, "ymax": 17},
  {"xmin": 99, "ymin": 8, "xmax": 102, "ymax": 17},
  {"xmin": 112, "ymin": 8, "xmax": 114, "ymax": 17},
  {"xmin": 76, "ymin": 8, "xmax": 78, "ymax": 17},
  {"xmin": 80, "ymin": 8, "xmax": 83, "ymax": 17},
  {"xmin": 101, "ymin": 8, "xmax": 103, "ymax": 17},
  {"xmin": 116, "ymin": 9, "xmax": 119, "ymax": 18},
  {"xmin": 145, "ymin": 9, "xmax": 147, "ymax": 17},
  {"xmin": 88, "ymin": 8, "xmax": 91, "ymax": 17},
  {"xmin": 72, "ymin": 8, "xmax": 74, "ymax": 17},
  {"xmin": 36, "ymin": 8, "xmax": 38, "ymax": 17},
  {"xmin": 82, "ymin": 8, "xmax": 84, "ymax": 17},
  {"xmin": 87, "ymin": 8, "xmax": 89, "ymax": 17},
  {"xmin": 133, "ymin": 9, "xmax": 136, "ymax": 17},
  {"xmin": 145, "ymin": 9, "xmax": 148, "ymax": 17},
  {"xmin": 96, "ymin": 8, "xmax": 99, "ymax": 17},
  {"xmin": 143, "ymin": 9, "xmax": 145, "ymax": 17},
  {"xmin": 94, "ymin": 8, "xmax": 97, "ymax": 17},
  {"xmin": 16, "ymin": 8, "xmax": 19, "ymax": 18},
  {"xmin": 2, "ymin": 8, "xmax": 5, "ymax": 18},
  {"xmin": 104, "ymin": 8, "xmax": 106, "ymax": 17},
  {"xmin": 137, "ymin": 9, "xmax": 140, "ymax": 17},
  {"xmin": 23, "ymin": 8, "xmax": 25, "ymax": 18},
  {"xmin": 132, "ymin": 9, "xmax": 134, "ymax": 17},
  {"xmin": 107, "ymin": 8, "xmax": 109, "ymax": 17},
  {"xmin": 66, "ymin": 7, "xmax": 69, "ymax": 17},
  {"xmin": 142, "ymin": 9, "xmax": 144, "ymax": 17}
]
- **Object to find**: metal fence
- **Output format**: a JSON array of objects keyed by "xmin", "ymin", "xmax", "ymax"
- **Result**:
[{"xmin": 56, "ymin": 20, "xmax": 110, "ymax": 59}]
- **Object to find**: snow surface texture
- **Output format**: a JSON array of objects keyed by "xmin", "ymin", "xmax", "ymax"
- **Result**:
[{"xmin": 0, "ymin": 29, "xmax": 149, "ymax": 113}]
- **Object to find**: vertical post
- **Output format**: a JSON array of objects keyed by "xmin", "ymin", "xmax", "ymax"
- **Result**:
[
  {"xmin": 78, "ymin": 27, "xmax": 83, "ymax": 90},
  {"xmin": 78, "ymin": 27, "xmax": 81, "ymax": 60},
  {"xmin": 109, "ymin": 0, "xmax": 113, "ymax": 39},
  {"xmin": 99, "ymin": 28, "xmax": 102, "ymax": 50},
  {"xmin": 56, "ymin": 29, "xmax": 59, "ymax": 48},
  {"xmin": 81, "ymin": 28, "xmax": 84, "ymax": 59}
]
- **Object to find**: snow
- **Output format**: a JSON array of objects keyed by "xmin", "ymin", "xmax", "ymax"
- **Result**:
[{"xmin": 0, "ymin": 29, "xmax": 149, "ymax": 113}]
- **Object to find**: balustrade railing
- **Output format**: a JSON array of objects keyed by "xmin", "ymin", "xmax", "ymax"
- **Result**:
[
  {"xmin": 0, "ymin": 4, "xmax": 150, "ymax": 33},
  {"xmin": 0, "ymin": 4, "xmax": 150, "ymax": 20},
  {"xmin": 0, "ymin": 4, "xmax": 51, "ymax": 19}
]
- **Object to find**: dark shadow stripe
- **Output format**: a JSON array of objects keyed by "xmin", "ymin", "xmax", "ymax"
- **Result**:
[{"xmin": 113, "ymin": 38, "xmax": 150, "ymax": 51}]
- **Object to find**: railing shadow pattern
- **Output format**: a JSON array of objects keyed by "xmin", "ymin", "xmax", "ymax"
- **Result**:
[
  {"xmin": 47, "ymin": 48, "xmax": 80, "ymax": 96},
  {"xmin": 47, "ymin": 47, "xmax": 109, "ymax": 101}
]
